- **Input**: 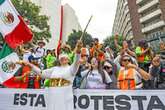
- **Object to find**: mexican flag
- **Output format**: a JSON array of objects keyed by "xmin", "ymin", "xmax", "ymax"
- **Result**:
[
  {"xmin": 0, "ymin": 43, "xmax": 21, "ymax": 88},
  {"xmin": 0, "ymin": 0, "xmax": 33, "ymax": 49}
]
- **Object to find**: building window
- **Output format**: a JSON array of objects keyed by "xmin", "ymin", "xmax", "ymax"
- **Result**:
[
  {"xmin": 142, "ymin": 17, "xmax": 161, "ymax": 28},
  {"xmin": 138, "ymin": 0, "xmax": 153, "ymax": 8},
  {"xmin": 140, "ymin": 5, "xmax": 159, "ymax": 17}
]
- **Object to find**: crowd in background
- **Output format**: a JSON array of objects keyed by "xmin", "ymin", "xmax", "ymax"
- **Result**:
[{"xmin": 0, "ymin": 35, "xmax": 165, "ymax": 90}]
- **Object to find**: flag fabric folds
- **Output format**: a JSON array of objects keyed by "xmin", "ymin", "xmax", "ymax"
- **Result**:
[
  {"xmin": 0, "ymin": 43, "xmax": 21, "ymax": 88},
  {"xmin": 0, "ymin": 0, "xmax": 33, "ymax": 49},
  {"xmin": 57, "ymin": 6, "xmax": 63, "ymax": 57}
]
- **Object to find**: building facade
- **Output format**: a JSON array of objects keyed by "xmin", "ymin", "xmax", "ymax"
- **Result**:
[
  {"xmin": 112, "ymin": 0, "xmax": 133, "ymax": 40},
  {"xmin": 30, "ymin": 0, "xmax": 81, "ymax": 49},
  {"xmin": 113, "ymin": 0, "xmax": 165, "ymax": 48},
  {"xmin": 62, "ymin": 4, "xmax": 81, "ymax": 42},
  {"xmin": 135, "ymin": 0, "xmax": 165, "ymax": 49},
  {"xmin": 30, "ymin": 0, "xmax": 62, "ymax": 49}
]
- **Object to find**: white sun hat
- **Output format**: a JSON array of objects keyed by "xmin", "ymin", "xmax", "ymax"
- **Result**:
[{"xmin": 59, "ymin": 54, "xmax": 69, "ymax": 60}]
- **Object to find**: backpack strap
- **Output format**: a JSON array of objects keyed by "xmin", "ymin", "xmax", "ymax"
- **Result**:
[{"xmin": 79, "ymin": 69, "xmax": 91, "ymax": 89}]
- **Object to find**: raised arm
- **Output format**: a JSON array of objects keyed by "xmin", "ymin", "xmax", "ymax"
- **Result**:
[
  {"xmin": 70, "ymin": 40, "xmax": 83, "ymax": 75},
  {"xmin": 20, "ymin": 61, "xmax": 53, "ymax": 79},
  {"xmin": 126, "ymin": 63, "xmax": 151, "ymax": 80}
]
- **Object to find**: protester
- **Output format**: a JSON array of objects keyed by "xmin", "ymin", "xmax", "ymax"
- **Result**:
[
  {"xmin": 114, "ymin": 34, "xmax": 136, "ymax": 57},
  {"xmin": 114, "ymin": 35, "xmax": 138, "ymax": 73},
  {"xmin": 114, "ymin": 51, "xmax": 138, "ymax": 74},
  {"xmin": 135, "ymin": 40, "xmax": 153, "ymax": 71},
  {"xmin": 35, "ymin": 40, "xmax": 45, "ymax": 59},
  {"xmin": 117, "ymin": 54, "xmax": 150, "ymax": 90},
  {"xmin": 19, "ymin": 45, "xmax": 32, "ymax": 62},
  {"xmin": 43, "ymin": 49, "xmax": 57, "ymax": 87},
  {"xmin": 160, "ymin": 41, "xmax": 165, "ymax": 59},
  {"xmin": 79, "ymin": 57, "xmax": 112, "ymax": 89},
  {"xmin": 90, "ymin": 38, "xmax": 105, "ymax": 62},
  {"xmin": 149, "ymin": 55, "xmax": 165, "ymax": 89},
  {"xmin": 23, "ymin": 40, "xmax": 82, "ymax": 86},
  {"xmin": 14, "ymin": 55, "xmax": 41, "ymax": 89},
  {"xmin": 45, "ymin": 49, "xmax": 56, "ymax": 68},
  {"xmin": 103, "ymin": 60, "xmax": 117, "ymax": 89},
  {"xmin": 104, "ymin": 46, "xmax": 114, "ymax": 61},
  {"xmin": 135, "ymin": 40, "xmax": 154, "ymax": 89},
  {"xmin": 73, "ymin": 51, "xmax": 90, "ymax": 89},
  {"xmin": 60, "ymin": 43, "xmax": 75, "ymax": 64},
  {"xmin": 0, "ymin": 32, "xmax": 162, "ymax": 91}
]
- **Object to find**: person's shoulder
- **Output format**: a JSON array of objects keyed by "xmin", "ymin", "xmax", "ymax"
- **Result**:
[{"xmin": 119, "ymin": 67, "xmax": 125, "ymax": 71}]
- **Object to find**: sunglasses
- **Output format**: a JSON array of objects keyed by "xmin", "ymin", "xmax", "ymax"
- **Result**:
[
  {"xmin": 81, "ymin": 55, "xmax": 88, "ymax": 57},
  {"xmin": 104, "ymin": 66, "xmax": 112, "ymax": 69},
  {"xmin": 122, "ymin": 58, "xmax": 131, "ymax": 62}
]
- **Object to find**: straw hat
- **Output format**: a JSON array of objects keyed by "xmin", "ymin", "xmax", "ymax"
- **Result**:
[{"xmin": 38, "ymin": 40, "xmax": 45, "ymax": 45}]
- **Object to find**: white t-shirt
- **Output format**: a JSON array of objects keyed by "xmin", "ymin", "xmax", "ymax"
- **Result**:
[
  {"xmin": 35, "ymin": 47, "xmax": 45, "ymax": 58},
  {"xmin": 23, "ymin": 51, "xmax": 31, "ymax": 62},
  {"xmin": 81, "ymin": 69, "xmax": 112, "ymax": 89},
  {"xmin": 41, "ymin": 54, "xmax": 80, "ymax": 83}
]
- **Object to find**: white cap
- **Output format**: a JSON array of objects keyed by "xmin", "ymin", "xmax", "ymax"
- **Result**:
[{"xmin": 59, "ymin": 54, "xmax": 69, "ymax": 60}]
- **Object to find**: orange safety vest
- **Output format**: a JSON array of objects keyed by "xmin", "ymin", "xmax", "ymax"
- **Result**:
[
  {"xmin": 118, "ymin": 68, "xmax": 136, "ymax": 90},
  {"xmin": 137, "ymin": 48, "xmax": 145, "ymax": 63}
]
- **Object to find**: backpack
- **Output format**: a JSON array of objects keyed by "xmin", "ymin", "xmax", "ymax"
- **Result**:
[
  {"xmin": 79, "ymin": 70, "xmax": 91, "ymax": 89},
  {"xmin": 36, "ymin": 47, "xmax": 45, "ymax": 54}
]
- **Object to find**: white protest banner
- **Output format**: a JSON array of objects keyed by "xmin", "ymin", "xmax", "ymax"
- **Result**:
[
  {"xmin": 0, "ymin": 85, "xmax": 73, "ymax": 110},
  {"xmin": 74, "ymin": 89, "xmax": 165, "ymax": 110},
  {"xmin": 1, "ymin": 88, "xmax": 165, "ymax": 110}
]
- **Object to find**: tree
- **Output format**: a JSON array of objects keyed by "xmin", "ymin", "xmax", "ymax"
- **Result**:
[
  {"xmin": 103, "ymin": 35, "xmax": 123, "ymax": 55},
  {"xmin": 12, "ymin": 0, "xmax": 51, "ymax": 44},
  {"xmin": 66, "ymin": 30, "xmax": 93, "ymax": 50}
]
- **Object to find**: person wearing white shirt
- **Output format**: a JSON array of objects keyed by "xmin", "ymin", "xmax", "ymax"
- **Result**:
[
  {"xmin": 80, "ymin": 57, "xmax": 112, "ymax": 89},
  {"xmin": 35, "ymin": 41, "xmax": 45, "ymax": 58},
  {"xmin": 20, "ymin": 41, "xmax": 83, "ymax": 110}
]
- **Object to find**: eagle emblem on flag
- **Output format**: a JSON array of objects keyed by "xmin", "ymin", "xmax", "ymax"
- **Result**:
[
  {"xmin": 1, "ymin": 61, "xmax": 16, "ymax": 73},
  {"xmin": 0, "ymin": 11, "xmax": 14, "ymax": 25}
]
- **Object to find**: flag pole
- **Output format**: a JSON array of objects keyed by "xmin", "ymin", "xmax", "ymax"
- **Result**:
[{"xmin": 80, "ymin": 15, "xmax": 93, "ymax": 41}]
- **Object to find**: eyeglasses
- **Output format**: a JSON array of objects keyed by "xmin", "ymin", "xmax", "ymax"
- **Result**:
[
  {"xmin": 153, "ymin": 60, "xmax": 160, "ymax": 63},
  {"xmin": 104, "ymin": 66, "xmax": 112, "ymax": 69},
  {"xmin": 81, "ymin": 55, "xmax": 88, "ymax": 57},
  {"xmin": 122, "ymin": 59, "xmax": 131, "ymax": 62},
  {"xmin": 60, "ymin": 57, "xmax": 68, "ymax": 61}
]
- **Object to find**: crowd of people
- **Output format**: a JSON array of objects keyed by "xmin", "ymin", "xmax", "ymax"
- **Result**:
[{"xmin": 0, "ymin": 35, "xmax": 165, "ymax": 90}]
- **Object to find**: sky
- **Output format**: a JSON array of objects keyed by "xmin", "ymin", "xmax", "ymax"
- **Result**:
[{"xmin": 62, "ymin": 0, "xmax": 118, "ymax": 42}]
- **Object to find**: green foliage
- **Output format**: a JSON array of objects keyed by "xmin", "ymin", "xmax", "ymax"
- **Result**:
[
  {"xmin": 12, "ymin": 0, "xmax": 51, "ymax": 44},
  {"xmin": 103, "ymin": 35, "xmax": 123, "ymax": 55},
  {"xmin": 67, "ymin": 30, "xmax": 93, "ymax": 50}
]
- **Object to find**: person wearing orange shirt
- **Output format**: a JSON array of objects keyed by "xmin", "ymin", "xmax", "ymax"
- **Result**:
[
  {"xmin": 118, "ymin": 55, "xmax": 150, "ymax": 90},
  {"xmin": 90, "ymin": 38, "xmax": 105, "ymax": 62},
  {"xmin": 14, "ymin": 56, "xmax": 41, "ymax": 89}
]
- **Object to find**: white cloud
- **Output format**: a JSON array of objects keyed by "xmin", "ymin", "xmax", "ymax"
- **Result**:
[{"xmin": 62, "ymin": 0, "xmax": 117, "ymax": 42}]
